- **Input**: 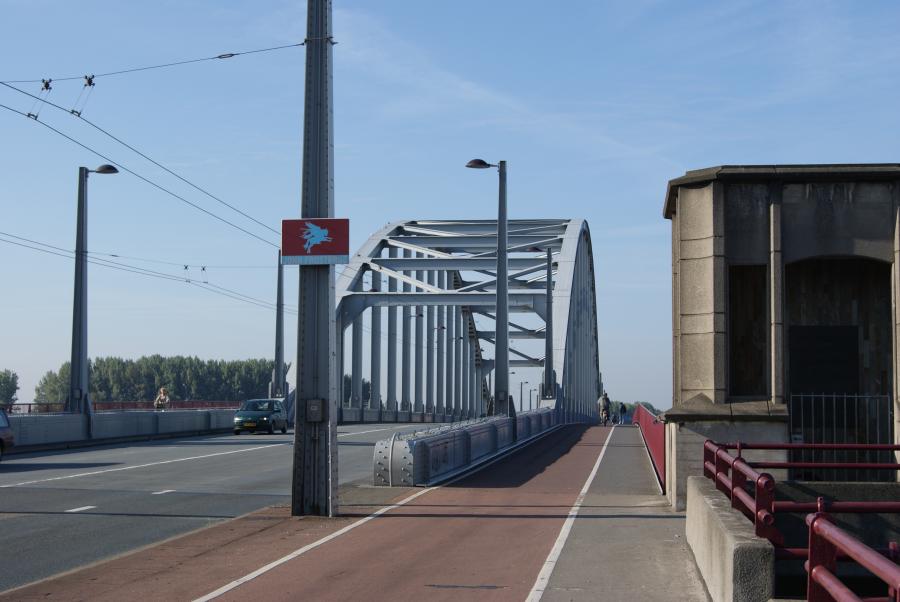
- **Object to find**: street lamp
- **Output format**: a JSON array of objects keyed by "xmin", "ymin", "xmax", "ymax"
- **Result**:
[
  {"xmin": 466, "ymin": 158, "xmax": 509, "ymax": 418},
  {"xmin": 67, "ymin": 164, "xmax": 118, "ymax": 421},
  {"xmin": 519, "ymin": 381, "xmax": 529, "ymax": 412}
]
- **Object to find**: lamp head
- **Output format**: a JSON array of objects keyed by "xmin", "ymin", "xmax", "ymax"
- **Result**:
[
  {"xmin": 465, "ymin": 159, "xmax": 494, "ymax": 169},
  {"xmin": 92, "ymin": 164, "xmax": 118, "ymax": 174}
]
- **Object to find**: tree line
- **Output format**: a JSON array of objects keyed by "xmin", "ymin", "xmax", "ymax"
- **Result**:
[{"xmin": 32, "ymin": 356, "xmax": 279, "ymax": 403}]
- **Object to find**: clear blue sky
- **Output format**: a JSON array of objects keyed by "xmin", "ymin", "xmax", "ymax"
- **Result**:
[{"xmin": 2, "ymin": 1, "xmax": 899, "ymax": 408}]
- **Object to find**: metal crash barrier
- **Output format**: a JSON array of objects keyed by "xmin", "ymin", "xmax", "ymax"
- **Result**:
[{"xmin": 373, "ymin": 408, "xmax": 559, "ymax": 486}]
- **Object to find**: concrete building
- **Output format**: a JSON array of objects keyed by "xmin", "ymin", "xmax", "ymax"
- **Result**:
[{"xmin": 663, "ymin": 164, "xmax": 900, "ymax": 508}]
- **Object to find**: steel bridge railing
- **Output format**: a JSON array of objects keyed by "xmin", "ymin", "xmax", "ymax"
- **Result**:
[{"xmin": 632, "ymin": 403, "xmax": 665, "ymax": 491}]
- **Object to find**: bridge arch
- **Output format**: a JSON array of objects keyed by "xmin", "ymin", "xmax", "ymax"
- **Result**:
[{"xmin": 334, "ymin": 219, "xmax": 601, "ymax": 423}]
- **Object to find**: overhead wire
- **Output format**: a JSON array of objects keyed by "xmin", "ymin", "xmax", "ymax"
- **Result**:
[
  {"xmin": 0, "ymin": 82, "xmax": 281, "ymax": 237},
  {"xmin": 0, "ymin": 102, "xmax": 280, "ymax": 248},
  {"xmin": 0, "ymin": 232, "xmax": 294, "ymax": 314},
  {"xmin": 1, "ymin": 42, "xmax": 304, "ymax": 84}
]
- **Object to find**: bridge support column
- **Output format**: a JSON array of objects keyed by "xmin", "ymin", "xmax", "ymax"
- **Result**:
[
  {"xmin": 414, "ymin": 254, "xmax": 424, "ymax": 413},
  {"xmin": 370, "ymin": 270, "xmax": 382, "ymax": 410},
  {"xmin": 436, "ymin": 272, "xmax": 446, "ymax": 415},
  {"xmin": 351, "ymin": 314, "xmax": 363, "ymax": 408},
  {"xmin": 426, "ymin": 270, "xmax": 435, "ymax": 413},
  {"xmin": 455, "ymin": 306, "xmax": 463, "ymax": 417},
  {"xmin": 386, "ymin": 247, "xmax": 397, "ymax": 410},
  {"xmin": 462, "ymin": 316, "xmax": 470, "ymax": 418},
  {"xmin": 446, "ymin": 297, "xmax": 455, "ymax": 417},
  {"xmin": 543, "ymin": 248, "xmax": 554, "ymax": 400},
  {"xmin": 401, "ymin": 249, "xmax": 412, "ymax": 411}
]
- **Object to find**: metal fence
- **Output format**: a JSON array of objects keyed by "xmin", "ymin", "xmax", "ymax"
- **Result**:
[{"xmin": 789, "ymin": 394, "xmax": 895, "ymax": 481}]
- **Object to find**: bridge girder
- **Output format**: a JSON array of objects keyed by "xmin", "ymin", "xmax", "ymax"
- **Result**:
[{"xmin": 335, "ymin": 219, "xmax": 601, "ymax": 423}]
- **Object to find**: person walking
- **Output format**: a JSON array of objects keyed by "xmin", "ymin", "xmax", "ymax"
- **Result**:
[
  {"xmin": 153, "ymin": 387, "xmax": 170, "ymax": 411},
  {"xmin": 619, "ymin": 402, "xmax": 627, "ymax": 425}
]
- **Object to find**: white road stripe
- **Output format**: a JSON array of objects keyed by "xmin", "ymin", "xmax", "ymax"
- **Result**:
[
  {"xmin": 64, "ymin": 506, "xmax": 96, "ymax": 513},
  {"xmin": 525, "ymin": 426, "xmax": 615, "ymax": 602},
  {"xmin": 194, "ymin": 423, "xmax": 565, "ymax": 601},
  {"xmin": 336, "ymin": 425, "xmax": 413, "ymax": 438},
  {"xmin": 151, "ymin": 489, "xmax": 176, "ymax": 495},
  {"xmin": 192, "ymin": 487, "xmax": 436, "ymax": 602},
  {"xmin": 0, "ymin": 444, "xmax": 288, "ymax": 489}
]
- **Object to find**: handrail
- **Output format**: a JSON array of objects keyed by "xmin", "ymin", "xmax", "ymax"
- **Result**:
[
  {"xmin": 805, "ymin": 513, "xmax": 900, "ymax": 602},
  {"xmin": 632, "ymin": 403, "xmax": 665, "ymax": 491}
]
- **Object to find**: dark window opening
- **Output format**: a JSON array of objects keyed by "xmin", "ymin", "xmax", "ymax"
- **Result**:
[{"xmin": 729, "ymin": 265, "xmax": 767, "ymax": 396}]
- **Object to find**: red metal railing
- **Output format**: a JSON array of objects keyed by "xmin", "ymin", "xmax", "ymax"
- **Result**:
[
  {"xmin": 632, "ymin": 403, "xmax": 665, "ymax": 491},
  {"xmin": 806, "ymin": 513, "xmax": 900, "ymax": 602},
  {"xmin": 704, "ymin": 440, "xmax": 900, "ymax": 600}
]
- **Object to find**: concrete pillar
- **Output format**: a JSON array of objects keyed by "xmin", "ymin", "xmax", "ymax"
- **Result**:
[
  {"xmin": 769, "ymin": 197, "xmax": 784, "ymax": 405},
  {"xmin": 370, "ymin": 269, "xmax": 382, "ymax": 410},
  {"xmin": 426, "ymin": 270, "xmax": 435, "ymax": 413},
  {"xmin": 351, "ymin": 314, "xmax": 363, "ymax": 408},
  {"xmin": 414, "ymin": 254, "xmax": 424, "ymax": 412},
  {"xmin": 387, "ymin": 247, "xmax": 398, "ymax": 410},
  {"xmin": 436, "ymin": 272, "xmax": 446, "ymax": 415},
  {"xmin": 401, "ymin": 249, "xmax": 412, "ymax": 411}
]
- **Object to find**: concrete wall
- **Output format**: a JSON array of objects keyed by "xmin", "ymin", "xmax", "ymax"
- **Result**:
[
  {"xmin": 686, "ymin": 476, "xmax": 774, "ymax": 602},
  {"xmin": 9, "ymin": 410, "xmax": 237, "ymax": 450},
  {"xmin": 666, "ymin": 419, "xmax": 789, "ymax": 510}
]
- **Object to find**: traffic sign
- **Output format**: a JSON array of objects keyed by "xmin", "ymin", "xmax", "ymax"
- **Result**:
[{"xmin": 281, "ymin": 218, "xmax": 349, "ymax": 265}]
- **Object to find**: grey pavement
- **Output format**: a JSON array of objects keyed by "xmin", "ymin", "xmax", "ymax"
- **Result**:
[
  {"xmin": 0, "ymin": 422, "xmax": 419, "ymax": 593},
  {"xmin": 543, "ymin": 425, "xmax": 711, "ymax": 601}
]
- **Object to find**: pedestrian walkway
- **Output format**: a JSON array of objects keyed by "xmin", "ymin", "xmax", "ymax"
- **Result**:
[{"xmin": 1, "ymin": 425, "xmax": 709, "ymax": 601}]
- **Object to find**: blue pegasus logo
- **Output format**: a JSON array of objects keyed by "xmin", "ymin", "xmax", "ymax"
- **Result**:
[{"xmin": 302, "ymin": 222, "xmax": 333, "ymax": 253}]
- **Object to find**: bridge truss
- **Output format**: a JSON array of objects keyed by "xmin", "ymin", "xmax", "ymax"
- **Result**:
[{"xmin": 335, "ymin": 219, "xmax": 601, "ymax": 423}]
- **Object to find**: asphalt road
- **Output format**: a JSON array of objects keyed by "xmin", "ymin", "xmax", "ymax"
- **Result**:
[{"xmin": 0, "ymin": 423, "xmax": 421, "ymax": 593}]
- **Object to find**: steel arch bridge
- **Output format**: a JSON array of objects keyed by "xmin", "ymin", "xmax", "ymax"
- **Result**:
[{"xmin": 335, "ymin": 219, "xmax": 601, "ymax": 424}]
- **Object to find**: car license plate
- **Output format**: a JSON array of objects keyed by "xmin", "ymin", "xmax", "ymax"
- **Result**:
[{"xmin": 245, "ymin": 422, "xmax": 256, "ymax": 427}]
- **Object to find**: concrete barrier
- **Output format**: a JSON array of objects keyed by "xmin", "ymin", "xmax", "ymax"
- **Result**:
[
  {"xmin": 373, "ymin": 409, "xmax": 558, "ymax": 486},
  {"xmin": 685, "ymin": 476, "xmax": 774, "ymax": 602},
  {"xmin": 9, "ymin": 408, "xmax": 240, "ymax": 452}
]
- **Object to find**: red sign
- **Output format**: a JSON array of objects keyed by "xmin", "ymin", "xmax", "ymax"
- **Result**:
[{"xmin": 282, "ymin": 218, "xmax": 350, "ymax": 265}]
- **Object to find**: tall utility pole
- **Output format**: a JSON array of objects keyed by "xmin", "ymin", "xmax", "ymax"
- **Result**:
[
  {"xmin": 270, "ymin": 251, "xmax": 285, "ymax": 398},
  {"xmin": 495, "ymin": 161, "xmax": 510, "ymax": 416},
  {"xmin": 292, "ymin": 0, "xmax": 337, "ymax": 517}
]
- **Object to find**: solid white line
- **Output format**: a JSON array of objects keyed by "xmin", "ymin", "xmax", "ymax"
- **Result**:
[
  {"xmin": 64, "ymin": 506, "xmax": 96, "ymax": 513},
  {"xmin": 151, "ymin": 489, "xmax": 176, "ymax": 495},
  {"xmin": 525, "ymin": 426, "xmax": 615, "ymax": 602},
  {"xmin": 192, "ymin": 487, "xmax": 436, "ymax": 602},
  {"xmin": 195, "ymin": 422, "xmax": 567, "ymax": 601},
  {"xmin": 336, "ymin": 425, "xmax": 411, "ymax": 438},
  {"xmin": 0, "ymin": 444, "xmax": 288, "ymax": 489}
]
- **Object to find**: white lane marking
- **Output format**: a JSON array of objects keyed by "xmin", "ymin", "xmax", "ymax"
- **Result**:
[
  {"xmin": 192, "ymin": 487, "xmax": 435, "ymax": 602},
  {"xmin": 152, "ymin": 489, "xmax": 176, "ymax": 495},
  {"xmin": 526, "ymin": 426, "xmax": 615, "ymax": 602},
  {"xmin": 336, "ymin": 425, "xmax": 413, "ymax": 438},
  {"xmin": 194, "ymin": 423, "xmax": 566, "ymax": 601},
  {"xmin": 65, "ymin": 506, "xmax": 96, "ymax": 513},
  {"xmin": 0, "ymin": 444, "xmax": 288, "ymax": 489}
]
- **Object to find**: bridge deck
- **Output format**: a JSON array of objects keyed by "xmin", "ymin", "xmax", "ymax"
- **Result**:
[{"xmin": 1, "ymin": 426, "xmax": 708, "ymax": 601}]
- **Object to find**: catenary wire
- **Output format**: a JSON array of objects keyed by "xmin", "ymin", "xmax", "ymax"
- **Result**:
[
  {"xmin": 1, "ymin": 42, "xmax": 304, "ymax": 84},
  {"xmin": 0, "ymin": 81, "xmax": 281, "ymax": 237},
  {"xmin": 0, "ymin": 234, "xmax": 295, "ymax": 314},
  {"xmin": 0, "ymin": 102, "xmax": 280, "ymax": 248}
]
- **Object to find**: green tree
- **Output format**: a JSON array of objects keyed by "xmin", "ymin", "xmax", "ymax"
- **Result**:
[{"xmin": 0, "ymin": 369, "xmax": 19, "ymax": 407}]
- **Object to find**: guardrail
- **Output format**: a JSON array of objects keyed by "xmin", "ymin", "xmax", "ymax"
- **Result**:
[
  {"xmin": 373, "ymin": 408, "xmax": 558, "ymax": 486},
  {"xmin": 632, "ymin": 403, "xmax": 665, "ymax": 491},
  {"xmin": 806, "ymin": 512, "xmax": 900, "ymax": 602},
  {"xmin": 703, "ymin": 440, "xmax": 900, "ymax": 600}
]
